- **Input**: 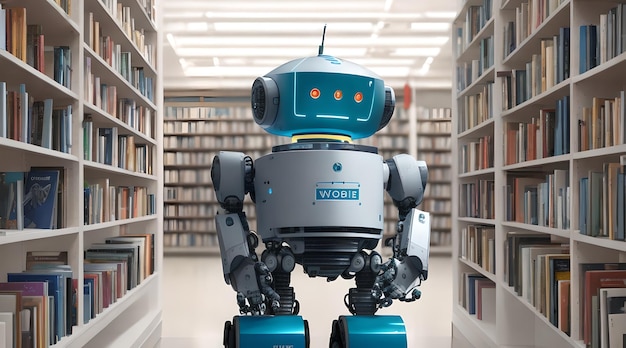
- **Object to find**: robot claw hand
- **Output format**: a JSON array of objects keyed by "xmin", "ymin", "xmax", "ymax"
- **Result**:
[
  {"xmin": 372, "ymin": 257, "xmax": 424, "ymax": 308},
  {"xmin": 372, "ymin": 208, "xmax": 430, "ymax": 308},
  {"xmin": 234, "ymin": 260, "xmax": 281, "ymax": 315}
]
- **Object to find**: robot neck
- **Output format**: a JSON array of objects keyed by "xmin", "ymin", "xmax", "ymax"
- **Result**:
[{"xmin": 292, "ymin": 134, "xmax": 353, "ymax": 143}]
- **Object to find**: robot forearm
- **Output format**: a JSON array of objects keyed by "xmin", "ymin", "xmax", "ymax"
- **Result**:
[{"xmin": 216, "ymin": 212, "xmax": 279, "ymax": 315}]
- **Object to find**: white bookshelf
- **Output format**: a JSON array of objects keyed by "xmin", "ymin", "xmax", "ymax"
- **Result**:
[
  {"xmin": 162, "ymin": 96, "xmax": 279, "ymax": 255},
  {"xmin": 0, "ymin": 0, "xmax": 162, "ymax": 346},
  {"xmin": 452, "ymin": 0, "xmax": 626, "ymax": 347}
]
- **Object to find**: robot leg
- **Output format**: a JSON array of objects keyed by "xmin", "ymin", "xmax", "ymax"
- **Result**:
[
  {"xmin": 329, "ymin": 316, "xmax": 407, "ymax": 348},
  {"xmin": 224, "ymin": 316, "xmax": 310, "ymax": 348}
]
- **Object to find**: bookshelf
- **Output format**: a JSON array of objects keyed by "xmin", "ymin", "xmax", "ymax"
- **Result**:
[
  {"xmin": 452, "ymin": 0, "xmax": 626, "ymax": 347},
  {"xmin": 162, "ymin": 95, "xmax": 280, "ymax": 255},
  {"xmin": 163, "ymin": 91, "xmax": 453, "ymax": 256},
  {"xmin": 415, "ymin": 105, "xmax": 453, "ymax": 254},
  {"xmin": 0, "ymin": 0, "xmax": 162, "ymax": 346}
]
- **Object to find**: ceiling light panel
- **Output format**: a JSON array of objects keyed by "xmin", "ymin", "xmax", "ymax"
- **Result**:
[{"xmin": 161, "ymin": 0, "xmax": 457, "ymax": 91}]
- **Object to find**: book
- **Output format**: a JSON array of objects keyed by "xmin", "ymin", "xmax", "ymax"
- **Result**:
[
  {"xmin": 546, "ymin": 254, "xmax": 570, "ymax": 326},
  {"xmin": 506, "ymin": 232, "xmax": 552, "ymax": 293},
  {"xmin": 23, "ymin": 168, "xmax": 60, "ymax": 229},
  {"xmin": 26, "ymin": 251, "xmax": 68, "ymax": 270},
  {"xmin": 0, "ymin": 312, "xmax": 13, "ymax": 348},
  {"xmin": 608, "ymin": 312, "xmax": 626, "ymax": 348},
  {"xmin": 0, "ymin": 281, "xmax": 48, "ymax": 348},
  {"xmin": 520, "ymin": 245, "xmax": 568, "ymax": 304},
  {"xmin": 41, "ymin": 99, "xmax": 53, "ymax": 149},
  {"xmin": 0, "ymin": 81, "xmax": 6, "ymax": 138},
  {"xmin": 22, "ymin": 264, "xmax": 73, "ymax": 337},
  {"xmin": 7, "ymin": 272, "xmax": 64, "ymax": 343},
  {"xmin": 558, "ymin": 279, "xmax": 570, "ymax": 335},
  {"xmin": 475, "ymin": 279, "xmax": 495, "ymax": 321},
  {"xmin": 0, "ymin": 291, "xmax": 22, "ymax": 348},
  {"xmin": 106, "ymin": 235, "xmax": 149, "ymax": 281},
  {"xmin": 600, "ymin": 287, "xmax": 626, "ymax": 348},
  {"xmin": 0, "ymin": 172, "xmax": 25, "ymax": 230},
  {"xmin": 583, "ymin": 269, "xmax": 626, "ymax": 345}
]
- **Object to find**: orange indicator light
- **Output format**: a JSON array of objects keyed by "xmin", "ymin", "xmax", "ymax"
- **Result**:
[
  {"xmin": 310, "ymin": 88, "xmax": 320, "ymax": 99},
  {"xmin": 334, "ymin": 90, "xmax": 343, "ymax": 100},
  {"xmin": 354, "ymin": 92, "xmax": 363, "ymax": 103}
]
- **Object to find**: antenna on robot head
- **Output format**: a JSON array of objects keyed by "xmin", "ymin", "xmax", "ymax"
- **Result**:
[{"xmin": 318, "ymin": 24, "xmax": 327, "ymax": 55}]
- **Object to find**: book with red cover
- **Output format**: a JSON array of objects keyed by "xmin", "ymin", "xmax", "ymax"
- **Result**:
[
  {"xmin": 475, "ymin": 279, "xmax": 496, "ymax": 320},
  {"xmin": 583, "ymin": 269, "xmax": 626, "ymax": 344}
]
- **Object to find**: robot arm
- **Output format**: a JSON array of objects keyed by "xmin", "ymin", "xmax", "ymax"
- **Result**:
[
  {"xmin": 373, "ymin": 155, "xmax": 430, "ymax": 307},
  {"xmin": 211, "ymin": 151, "xmax": 280, "ymax": 315}
]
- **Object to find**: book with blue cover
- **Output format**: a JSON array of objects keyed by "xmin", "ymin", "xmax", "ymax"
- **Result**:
[
  {"xmin": 23, "ymin": 168, "xmax": 59, "ymax": 229},
  {"xmin": 7, "ymin": 272, "xmax": 64, "ymax": 343}
]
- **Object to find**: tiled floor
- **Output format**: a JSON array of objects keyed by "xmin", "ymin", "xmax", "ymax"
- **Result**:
[{"xmin": 159, "ymin": 255, "xmax": 453, "ymax": 348}]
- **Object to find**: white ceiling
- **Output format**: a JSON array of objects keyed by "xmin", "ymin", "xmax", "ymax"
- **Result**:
[{"xmin": 160, "ymin": 0, "xmax": 456, "ymax": 96}]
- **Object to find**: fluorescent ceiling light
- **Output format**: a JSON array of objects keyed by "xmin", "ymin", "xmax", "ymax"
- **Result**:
[
  {"xmin": 213, "ymin": 22, "xmax": 374, "ymax": 32},
  {"xmin": 410, "ymin": 22, "xmax": 450, "ymax": 31},
  {"xmin": 384, "ymin": 0, "xmax": 394, "ymax": 12},
  {"xmin": 185, "ymin": 65, "xmax": 412, "ymax": 78},
  {"xmin": 391, "ymin": 47, "xmax": 441, "ymax": 56},
  {"xmin": 205, "ymin": 12, "xmax": 439, "ymax": 20},
  {"xmin": 184, "ymin": 66, "xmax": 275, "ymax": 77},
  {"xmin": 424, "ymin": 11, "xmax": 457, "ymax": 19},
  {"xmin": 166, "ymin": 33, "xmax": 177, "ymax": 48},
  {"xmin": 170, "ymin": 2, "xmax": 385, "ymax": 11},
  {"xmin": 163, "ymin": 11, "xmax": 205, "ymax": 19},
  {"xmin": 174, "ymin": 47, "xmax": 367, "ymax": 57},
  {"xmin": 171, "ymin": 36, "xmax": 450, "ymax": 47},
  {"xmin": 246, "ymin": 58, "xmax": 416, "ymax": 67},
  {"xmin": 186, "ymin": 22, "xmax": 209, "ymax": 31},
  {"xmin": 367, "ymin": 66, "xmax": 410, "ymax": 77}
]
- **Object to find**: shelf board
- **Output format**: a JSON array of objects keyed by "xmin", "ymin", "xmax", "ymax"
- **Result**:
[
  {"xmin": 164, "ymin": 182, "xmax": 213, "ymax": 187},
  {"xmin": 416, "ymin": 118, "xmax": 453, "ymax": 122},
  {"xmin": 571, "ymin": 232, "xmax": 626, "ymax": 252},
  {"xmin": 457, "ymin": 117, "xmax": 494, "ymax": 140},
  {"xmin": 430, "ymin": 245, "xmax": 452, "ymax": 255},
  {"xmin": 502, "ymin": 154, "xmax": 570, "ymax": 171},
  {"xmin": 84, "ymin": 103, "xmax": 157, "ymax": 145},
  {"xmin": 83, "ymin": 215, "xmax": 157, "ymax": 232},
  {"xmin": 416, "ymin": 133, "xmax": 452, "ymax": 137},
  {"xmin": 0, "ymin": 137, "xmax": 79, "ymax": 164},
  {"xmin": 500, "ymin": 221, "xmax": 572, "ymax": 239},
  {"xmin": 501, "ymin": 282, "xmax": 585, "ymax": 348},
  {"xmin": 573, "ymin": 51, "xmax": 626, "ymax": 86},
  {"xmin": 84, "ymin": 160, "xmax": 157, "ymax": 181},
  {"xmin": 164, "ymin": 246, "xmax": 220, "ymax": 256},
  {"xmin": 163, "ymin": 164, "xmax": 212, "ymax": 169},
  {"xmin": 164, "ymin": 200, "xmax": 215, "ymax": 204},
  {"xmin": 0, "ymin": 50, "xmax": 79, "ymax": 102},
  {"xmin": 572, "ymin": 144, "xmax": 626, "ymax": 160},
  {"xmin": 457, "ymin": 66, "xmax": 496, "ymax": 99},
  {"xmin": 457, "ymin": 217, "xmax": 496, "ymax": 225},
  {"xmin": 452, "ymin": 304, "xmax": 498, "ymax": 348},
  {"xmin": 459, "ymin": 258, "xmax": 496, "ymax": 282},
  {"xmin": 0, "ymin": 226, "xmax": 81, "ymax": 245},
  {"xmin": 458, "ymin": 167, "xmax": 495, "ymax": 178},
  {"xmin": 499, "ymin": 80, "xmax": 570, "ymax": 120}
]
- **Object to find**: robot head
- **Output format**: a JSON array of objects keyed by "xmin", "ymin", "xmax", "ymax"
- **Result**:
[{"xmin": 251, "ymin": 54, "xmax": 395, "ymax": 141}]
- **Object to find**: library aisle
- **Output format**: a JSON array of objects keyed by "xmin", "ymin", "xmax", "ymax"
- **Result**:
[{"xmin": 160, "ymin": 255, "xmax": 453, "ymax": 348}]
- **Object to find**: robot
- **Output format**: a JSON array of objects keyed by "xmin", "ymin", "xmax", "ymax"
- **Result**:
[{"xmin": 211, "ymin": 32, "xmax": 431, "ymax": 348}]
